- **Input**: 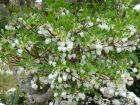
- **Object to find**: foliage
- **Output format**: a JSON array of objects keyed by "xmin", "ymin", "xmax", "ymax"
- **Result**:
[{"xmin": 0, "ymin": 0, "xmax": 140, "ymax": 104}]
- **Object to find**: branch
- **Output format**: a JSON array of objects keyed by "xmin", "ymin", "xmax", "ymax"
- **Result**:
[{"xmin": 25, "ymin": 48, "xmax": 36, "ymax": 58}]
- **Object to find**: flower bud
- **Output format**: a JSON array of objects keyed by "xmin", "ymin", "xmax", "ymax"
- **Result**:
[{"xmin": 58, "ymin": 76, "xmax": 62, "ymax": 83}]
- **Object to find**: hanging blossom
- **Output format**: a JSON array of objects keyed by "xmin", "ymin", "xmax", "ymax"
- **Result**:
[
  {"xmin": 38, "ymin": 23, "xmax": 53, "ymax": 36},
  {"xmin": 57, "ymin": 39, "xmax": 74, "ymax": 52},
  {"xmin": 5, "ymin": 24, "xmax": 15, "ymax": 31},
  {"xmin": 133, "ymin": 4, "xmax": 140, "ymax": 11},
  {"xmin": 60, "ymin": 8, "xmax": 70, "ymax": 16},
  {"xmin": 96, "ymin": 18, "xmax": 113, "ymax": 31}
]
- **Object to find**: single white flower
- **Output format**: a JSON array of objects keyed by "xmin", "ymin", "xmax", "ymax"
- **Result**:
[
  {"xmin": 62, "ymin": 73, "xmax": 67, "ymax": 81},
  {"xmin": 18, "ymin": 17, "xmax": 23, "ymax": 21},
  {"xmin": 77, "ymin": 81, "xmax": 82, "ymax": 87},
  {"xmin": 49, "ymin": 102, "xmax": 54, "ymax": 105},
  {"xmin": 94, "ymin": 44, "xmax": 103, "ymax": 50},
  {"xmin": 61, "ymin": 12, "xmax": 66, "ymax": 16},
  {"xmin": 116, "ymin": 70, "xmax": 120, "ymax": 74},
  {"xmin": 104, "ymin": 46, "xmax": 110, "ymax": 53},
  {"xmin": 6, "ymin": 70, "xmax": 13, "ymax": 75},
  {"xmin": 66, "ymin": 68, "xmax": 70, "ymax": 73},
  {"xmin": 58, "ymin": 76, "xmax": 62, "ymax": 83},
  {"xmin": 45, "ymin": 38, "xmax": 51, "ymax": 44},
  {"xmin": 19, "ymin": 66, "xmax": 24, "ymax": 72},
  {"xmin": 96, "ymin": 50, "xmax": 102, "ymax": 55},
  {"xmin": 115, "ymin": 92, "xmax": 119, "ymax": 96},
  {"xmin": 119, "ymin": 91, "xmax": 126, "ymax": 97},
  {"xmin": 66, "ymin": 41, "xmax": 73, "ymax": 51},
  {"xmin": 66, "ymin": 10, "xmax": 69, "ymax": 14},
  {"xmin": 5, "ymin": 25, "xmax": 9, "ymax": 30},
  {"xmin": 100, "ymin": 87, "xmax": 105, "ymax": 93},
  {"xmin": 50, "ymin": 84, "xmax": 54, "ymax": 89},
  {"xmin": 132, "ymin": 46, "xmax": 136, "ymax": 51},
  {"xmin": 27, "ymin": 46, "xmax": 32, "ymax": 51},
  {"xmin": 68, "ymin": 54, "xmax": 72, "ymax": 59},
  {"xmin": 78, "ymin": 93, "xmax": 86, "ymax": 100},
  {"xmin": 48, "ymin": 60, "xmax": 53, "ymax": 65},
  {"xmin": 80, "ymin": 69, "xmax": 85, "ymax": 74},
  {"xmin": 31, "ymin": 83, "xmax": 38, "ymax": 90},
  {"xmin": 133, "ymin": 4, "xmax": 140, "ymax": 11},
  {"xmin": 0, "ymin": 103, "xmax": 6, "ymax": 105},
  {"xmin": 108, "ymin": 88, "xmax": 115, "ymax": 95},
  {"xmin": 5, "ymin": 25, "xmax": 15, "ymax": 30},
  {"xmin": 62, "ymin": 47, "xmax": 67, "ymax": 52},
  {"xmin": 59, "ymin": 42, "xmax": 65, "ymax": 47},
  {"xmin": 82, "ymin": 55, "xmax": 86, "ymax": 60},
  {"xmin": 72, "ymin": 54, "xmax": 76, "ymax": 58},
  {"xmin": 58, "ymin": 46, "xmax": 62, "ymax": 51},
  {"xmin": 127, "ymin": 47, "xmax": 133, "ymax": 52},
  {"xmin": 54, "ymin": 92, "xmax": 58, "ymax": 97},
  {"xmin": 122, "ymin": 37, "xmax": 128, "ymax": 42},
  {"xmin": 35, "ymin": 0, "xmax": 42, "ymax": 3},
  {"xmin": 0, "ymin": 70, "xmax": 4, "ymax": 75},
  {"xmin": 137, "ymin": 38, "xmax": 140, "ymax": 42},
  {"xmin": 88, "ymin": 21, "xmax": 93, "ymax": 27},
  {"xmin": 83, "ymin": 82, "xmax": 91, "ymax": 88},
  {"xmin": 68, "ymin": 75, "xmax": 71, "ymax": 80},
  {"xmin": 18, "ymin": 48, "xmax": 23, "ymax": 54},
  {"xmin": 52, "ymin": 62, "xmax": 56, "ymax": 67},
  {"xmin": 132, "ymin": 68, "xmax": 137, "ymax": 72},
  {"xmin": 72, "ymin": 77, "xmax": 76, "ymax": 81},
  {"xmin": 96, "ymin": 18, "xmax": 101, "ymax": 22},
  {"xmin": 127, "ymin": 77, "xmax": 134, "ymax": 86},
  {"xmin": 48, "ymin": 74, "xmax": 54, "ymax": 79},
  {"xmin": 116, "ymin": 47, "xmax": 123, "ymax": 53},
  {"xmin": 38, "ymin": 30, "xmax": 43, "ymax": 34},
  {"xmin": 61, "ymin": 91, "xmax": 67, "ymax": 97},
  {"xmin": 127, "ymin": 25, "xmax": 137, "ymax": 35},
  {"xmin": 112, "ymin": 99, "xmax": 120, "ymax": 105},
  {"xmin": 134, "ymin": 97, "xmax": 140, "ymax": 104},
  {"xmin": 7, "ymin": 88, "xmax": 16, "ymax": 92},
  {"xmin": 79, "ymin": 32, "xmax": 84, "ymax": 37},
  {"xmin": 71, "ymin": 37, "xmax": 75, "ymax": 41},
  {"xmin": 62, "ymin": 53, "xmax": 66, "ymax": 58},
  {"xmin": 14, "ymin": 39, "xmax": 19, "ymax": 45}
]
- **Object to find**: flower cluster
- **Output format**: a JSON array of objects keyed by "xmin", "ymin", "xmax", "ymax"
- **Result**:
[{"xmin": 0, "ymin": 1, "xmax": 140, "ymax": 105}]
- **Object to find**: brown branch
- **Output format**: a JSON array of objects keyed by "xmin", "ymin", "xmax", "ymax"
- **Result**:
[
  {"xmin": 25, "ymin": 48, "xmax": 36, "ymax": 58},
  {"xmin": 34, "ymin": 45, "xmax": 40, "ymax": 58}
]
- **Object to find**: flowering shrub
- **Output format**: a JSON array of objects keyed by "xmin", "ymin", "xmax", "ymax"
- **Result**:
[{"xmin": 0, "ymin": 0, "xmax": 140, "ymax": 105}]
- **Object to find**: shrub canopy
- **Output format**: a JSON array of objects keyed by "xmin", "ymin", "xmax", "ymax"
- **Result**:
[{"xmin": 0, "ymin": 0, "xmax": 140, "ymax": 100}]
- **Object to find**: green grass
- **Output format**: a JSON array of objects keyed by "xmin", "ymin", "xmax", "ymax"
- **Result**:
[{"xmin": 0, "ymin": 74, "xmax": 17, "ymax": 91}]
